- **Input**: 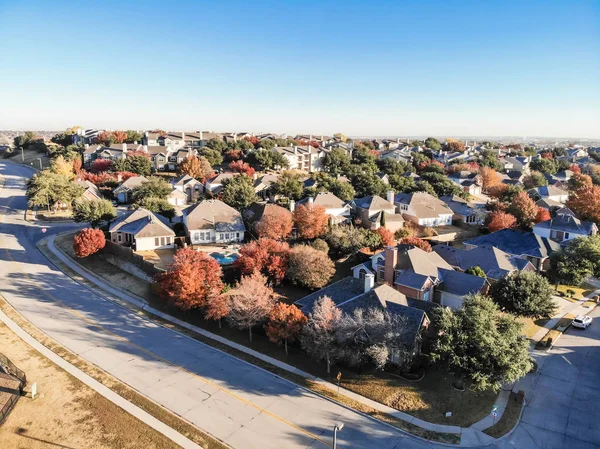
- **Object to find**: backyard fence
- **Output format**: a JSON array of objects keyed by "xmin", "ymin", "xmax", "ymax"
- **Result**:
[
  {"xmin": 101, "ymin": 240, "xmax": 165, "ymax": 278},
  {"xmin": 0, "ymin": 352, "xmax": 26, "ymax": 425}
]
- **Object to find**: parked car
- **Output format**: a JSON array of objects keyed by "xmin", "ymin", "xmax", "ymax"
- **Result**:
[{"xmin": 572, "ymin": 315, "xmax": 593, "ymax": 329}]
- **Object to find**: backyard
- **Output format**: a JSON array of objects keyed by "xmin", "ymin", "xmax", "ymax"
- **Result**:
[{"xmin": 54, "ymin": 233, "xmax": 498, "ymax": 429}]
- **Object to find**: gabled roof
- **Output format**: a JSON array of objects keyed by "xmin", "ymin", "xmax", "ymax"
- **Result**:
[
  {"xmin": 437, "ymin": 268, "xmax": 489, "ymax": 296},
  {"xmin": 172, "ymin": 174, "xmax": 200, "ymax": 187},
  {"xmin": 353, "ymin": 195, "xmax": 395, "ymax": 211},
  {"xmin": 393, "ymin": 192, "xmax": 453, "ymax": 219},
  {"xmin": 109, "ymin": 208, "xmax": 174, "ymax": 238},
  {"xmin": 534, "ymin": 213, "xmax": 597, "ymax": 235},
  {"xmin": 528, "ymin": 185, "xmax": 568, "ymax": 198},
  {"xmin": 294, "ymin": 277, "xmax": 364, "ymax": 313},
  {"xmin": 464, "ymin": 229, "xmax": 560, "ymax": 259},
  {"xmin": 440, "ymin": 195, "xmax": 486, "ymax": 217},
  {"xmin": 114, "ymin": 175, "xmax": 149, "ymax": 192},
  {"xmin": 183, "ymin": 199, "xmax": 246, "ymax": 232},
  {"xmin": 297, "ymin": 192, "xmax": 347, "ymax": 210},
  {"xmin": 243, "ymin": 202, "xmax": 292, "ymax": 228}
]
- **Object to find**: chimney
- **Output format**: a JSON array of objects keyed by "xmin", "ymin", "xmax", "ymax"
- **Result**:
[
  {"xmin": 293, "ymin": 146, "xmax": 298, "ymax": 155},
  {"xmin": 122, "ymin": 143, "xmax": 127, "ymax": 154},
  {"xmin": 117, "ymin": 173, "xmax": 123, "ymax": 182},
  {"xmin": 321, "ymin": 134, "xmax": 324, "ymax": 141},
  {"xmin": 407, "ymin": 138, "xmax": 410, "ymax": 145},
  {"xmin": 253, "ymin": 173, "xmax": 258, "ymax": 181},
  {"xmin": 84, "ymin": 143, "xmax": 89, "ymax": 149},
  {"xmin": 182, "ymin": 131, "xmax": 185, "ymax": 140},
  {"xmin": 364, "ymin": 273, "xmax": 375, "ymax": 293},
  {"xmin": 308, "ymin": 196, "xmax": 314, "ymax": 209},
  {"xmin": 200, "ymin": 131, "xmax": 203, "ymax": 140},
  {"xmin": 289, "ymin": 199, "xmax": 296, "ymax": 213},
  {"xmin": 386, "ymin": 190, "xmax": 395, "ymax": 204},
  {"xmin": 384, "ymin": 246, "xmax": 398, "ymax": 286}
]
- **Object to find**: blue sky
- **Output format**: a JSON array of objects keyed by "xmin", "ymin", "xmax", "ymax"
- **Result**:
[{"xmin": 1, "ymin": 0, "xmax": 599, "ymax": 137}]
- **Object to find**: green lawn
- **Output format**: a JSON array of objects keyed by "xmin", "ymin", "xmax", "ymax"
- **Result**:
[{"xmin": 555, "ymin": 283, "xmax": 597, "ymax": 300}]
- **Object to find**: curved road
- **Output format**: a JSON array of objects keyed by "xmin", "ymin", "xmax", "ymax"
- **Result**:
[{"xmin": 1, "ymin": 160, "xmax": 598, "ymax": 449}]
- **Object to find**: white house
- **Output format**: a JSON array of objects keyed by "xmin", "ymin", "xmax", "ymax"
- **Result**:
[
  {"xmin": 392, "ymin": 191, "xmax": 453, "ymax": 227},
  {"xmin": 533, "ymin": 212, "xmax": 597, "ymax": 243},
  {"xmin": 108, "ymin": 208, "xmax": 175, "ymax": 251},
  {"xmin": 295, "ymin": 192, "xmax": 352, "ymax": 224},
  {"xmin": 183, "ymin": 199, "xmax": 246, "ymax": 244}
]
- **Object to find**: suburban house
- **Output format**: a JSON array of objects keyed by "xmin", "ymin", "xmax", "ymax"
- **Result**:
[
  {"xmin": 183, "ymin": 199, "xmax": 246, "ymax": 244},
  {"xmin": 464, "ymin": 229, "xmax": 560, "ymax": 271},
  {"xmin": 502, "ymin": 156, "xmax": 531, "ymax": 173},
  {"xmin": 253, "ymin": 173, "xmax": 279, "ymax": 200},
  {"xmin": 533, "ymin": 212, "xmax": 597, "ymax": 243},
  {"xmin": 352, "ymin": 195, "xmax": 405, "ymax": 232},
  {"xmin": 433, "ymin": 245, "xmax": 535, "ymax": 280},
  {"xmin": 113, "ymin": 175, "xmax": 149, "ymax": 203},
  {"xmin": 109, "ymin": 208, "xmax": 175, "ymax": 251},
  {"xmin": 295, "ymin": 274, "xmax": 432, "ymax": 366},
  {"xmin": 392, "ymin": 191, "xmax": 453, "ymax": 227},
  {"xmin": 528, "ymin": 185, "xmax": 569, "ymax": 205},
  {"xmin": 378, "ymin": 146, "xmax": 413, "ymax": 165},
  {"xmin": 447, "ymin": 171, "xmax": 482, "ymax": 196},
  {"xmin": 74, "ymin": 179, "xmax": 103, "ymax": 201},
  {"xmin": 352, "ymin": 245, "xmax": 490, "ymax": 309},
  {"xmin": 157, "ymin": 131, "xmax": 220, "ymax": 149},
  {"xmin": 171, "ymin": 174, "xmax": 204, "ymax": 202},
  {"xmin": 167, "ymin": 188, "xmax": 188, "ymax": 206},
  {"xmin": 243, "ymin": 202, "xmax": 293, "ymax": 237},
  {"xmin": 145, "ymin": 145, "xmax": 174, "ymax": 171},
  {"xmin": 272, "ymin": 145, "xmax": 327, "ymax": 172},
  {"xmin": 204, "ymin": 173, "xmax": 239, "ymax": 195},
  {"xmin": 440, "ymin": 195, "xmax": 488, "ymax": 225},
  {"xmin": 296, "ymin": 192, "xmax": 352, "ymax": 225},
  {"xmin": 83, "ymin": 143, "xmax": 140, "ymax": 166}
]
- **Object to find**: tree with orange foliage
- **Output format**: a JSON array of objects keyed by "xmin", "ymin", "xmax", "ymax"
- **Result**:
[
  {"xmin": 255, "ymin": 207, "xmax": 293, "ymax": 240},
  {"xmin": 567, "ymin": 184, "xmax": 600, "ymax": 223},
  {"xmin": 265, "ymin": 303, "xmax": 307, "ymax": 355},
  {"xmin": 90, "ymin": 159, "xmax": 112, "ymax": 173},
  {"xmin": 73, "ymin": 228, "xmax": 106, "ymax": 258},
  {"xmin": 478, "ymin": 167, "xmax": 502, "ymax": 193},
  {"xmin": 486, "ymin": 211, "xmax": 517, "ymax": 232},
  {"xmin": 178, "ymin": 155, "xmax": 214, "ymax": 182},
  {"xmin": 235, "ymin": 238, "xmax": 290, "ymax": 285},
  {"xmin": 540, "ymin": 151, "xmax": 553, "ymax": 159},
  {"xmin": 228, "ymin": 271, "xmax": 277, "ymax": 342},
  {"xmin": 94, "ymin": 131, "xmax": 113, "ymax": 145},
  {"xmin": 156, "ymin": 248, "xmax": 223, "ymax": 311},
  {"xmin": 399, "ymin": 237, "xmax": 432, "ymax": 252},
  {"xmin": 376, "ymin": 227, "xmax": 395, "ymax": 247},
  {"xmin": 115, "ymin": 171, "xmax": 138, "ymax": 181},
  {"xmin": 447, "ymin": 141, "xmax": 466, "ymax": 152},
  {"xmin": 293, "ymin": 204, "xmax": 329, "ymax": 239},
  {"xmin": 72, "ymin": 158, "xmax": 82, "ymax": 175},
  {"xmin": 570, "ymin": 164, "xmax": 581, "ymax": 174},
  {"xmin": 225, "ymin": 149, "xmax": 243, "ymax": 161},
  {"xmin": 508, "ymin": 191, "xmax": 538, "ymax": 229},
  {"xmin": 535, "ymin": 207, "xmax": 551, "ymax": 224},
  {"xmin": 567, "ymin": 173, "xmax": 592, "ymax": 191},
  {"xmin": 228, "ymin": 160, "xmax": 255, "ymax": 177},
  {"xmin": 84, "ymin": 171, "xmax": 113, "ymax": 185},
  {"xmin": 112, "ymin": 130, "xmax": 127, "ymax": 144},
  {"xmin": 204, "ymin": 295, "xmax": 230, "ymax": 329}
]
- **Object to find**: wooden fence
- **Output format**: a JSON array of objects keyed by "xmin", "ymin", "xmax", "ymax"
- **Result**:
[
  {"xmin": 0, "ymin": 352, "xmax": 26, "ymax": 424},
  {"xmin": 101, "ymin": 240, "xmax": 165, "ymax": 277}
]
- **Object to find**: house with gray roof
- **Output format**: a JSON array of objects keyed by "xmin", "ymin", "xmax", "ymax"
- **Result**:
[
  {"xmin": 392, "ymin": 191, "xmax": 453, "ymax": 227},
  {"xmin": 243, "ymin": 202, "xmax": 292, "ymax": 237},
  {"xmin": 171, "ymin": 174, "xmax": 204, "ymax": 202},
  {"xmin": 113, "ymin": 175, "xmax": 149, "ymax": 203},
  {"xmin": 433, "ymin": 245, "xmax": 535, "ymax": 280},
  {"xmin": 183, "ymin": 199, "xmax": 245, "ymax": 244},
  {"xmin": 352, "ymin": 194, "xmax": 404, "ymax": 232},
  {"xmin": 440, "ymin": 195, "xmax": 488, "ymax": 225},
  {"xmin": 464, "ymin": 229, "xmax": 561, "ymax": 271},
  {"xmin": 295, "ymin": 274, "xmax": 430, "ymax": 366},
  {"xmin": 109, "ymin": 208, "xmax": 175, "ymax": 251},
  {"xmin": 533, "ymin": 212, "xmax": 597, "ymax": 243},
  {"xmin": 528, "ymin": 184, "xmax": 569, "ymax": 204},
  {"xmin": 297, "ymin": 192, "xmax": 352, "ymax": 225}
]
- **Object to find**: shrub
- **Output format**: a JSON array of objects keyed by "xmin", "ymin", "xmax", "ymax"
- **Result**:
[{"xmin": 73, "ymin": 228, "xmax": 106, "ymax": 257}]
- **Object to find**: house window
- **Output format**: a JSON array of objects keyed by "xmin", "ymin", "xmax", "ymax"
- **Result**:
[
  {"xmin": 358, "ymin": 268, "xmax": 367, "ymax": 280},
  {"xmin": 565, "ymin": 232, "xmax": 570, "ymax": 240},
  {"xmin": 166, "ymin": 237, "xmax": 171, "ymax": 245},
  {"xmin": 400, "ymin": 204, "xmax": 408, "ymax": 211},
  {"xmin": 118, "ymin": 234, "xmax": 122, "ymax": 242},
  {"xmin": 160, "ymin": 237, "xmax": 165, "ymax": 246},
  {"xmin": 155, "ymin": 238, "xmax": 159, "ymax": 246},
  {"xmin": 194, "ymin": 232, "xmax": 200, "ymax": 241},
  {"xmin": 225, "ymin": 233, "xmax": 230, "ymax": 240}
]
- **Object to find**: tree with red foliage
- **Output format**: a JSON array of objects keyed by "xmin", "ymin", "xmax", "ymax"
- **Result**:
[
  {"xmin": 540, "ymin": 151, "xmax": 554, "ymax": 159},
  {"xmin": 399, "ymin": 237, "xmax": 432, "ymax": 252},
  {"xmin": 293, "ymin": 204, "xmax": 329, "ymax": 239},
  {"xmin": 265, "ymin": 303, "xmax": 307, "ymax": 355},
  {"xmin": 486, "ymin": 211, "xmax": 517, "ymax": 232},
  {"xmin": 569, "ymin": 164, "xmax": 581, "ymax": 174},
  {"xmin": 112, "ymin": 130, "xmax": 127, "ymax": 144},
  {"xmin": 72, "ymin": 158, "xmax": 83, "ymax": 175},
  {"xmin": 156, "ymin": 248, "xmax": 224, "ymax": 311},
  {"xmin": 115, "ymin": 171, "xmax": 137, "ymax": 181},
  {"xmin": 84, "ymin": 171, "xmax": 113, "ymax": 185},
  {"xmin": 73, "ymin": 228, "xmax": 106, "ymax": 258},
  {"xmin": 94, "ymin": 131, "xmax": 113, "ymax": 145},
  {"xmin": 228, "ymin": 160, "xmax": 255, "ymax": 177},
  {"xmin": 228, "ymin": 271, "xmax": 277, "ymax": 342},
  {"xmin": 126, "ymin": 149, "xmax": 151, "ymax": 159},
  {"xmin": 235, "ymin": 238, "xmax": 290, "ymax": 285},
  {"xmin": 447, "ymin": 141, "xmax": 466, "ymax": 152},
  {"xmin": 255, "ymin": 207, "xmax": 293, "ymax": 240},
  {"xmin": 535, "ymin": 207, "xmax": 551, "ymax": 223},
  {"xmin": 204, "ymin": 294, "xmax": 230, "ymax": 329},
  {"xmin": 225, "ymin": 149, "xmax": 243, "ymax": 161},
  {"xmin": 90, "ymin": 159, "xmax": 112, "ymax": 173},
  {"xmin": 567, "ymin": 184, "xmax": 600, "ymax": 223},
  {"xmin": 417, "ymin": 159, "xmax": 445, "ymax": 173},
  {"xmin": 376, "ymin": 227, "xmax": 395, "ymax": 247},
  {"xmin": 508, "ymin": 191, "xmax": 538, "ymax": 229}
]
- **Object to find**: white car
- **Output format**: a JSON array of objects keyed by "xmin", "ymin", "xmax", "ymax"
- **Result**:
[{"xmin": 572, "ymin": 315, "xmax": 593, "ymax": 329}]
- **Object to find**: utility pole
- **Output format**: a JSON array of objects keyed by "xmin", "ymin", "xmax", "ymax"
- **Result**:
[
  {"xmin": 333, "ymin": 423, "xmax": 344, "ymax": 449},
  {"xmin": 20, "ymin": 147, "xmax": 24, "ymax": 162}
]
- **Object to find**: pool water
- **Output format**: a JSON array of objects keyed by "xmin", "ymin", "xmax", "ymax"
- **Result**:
[{"xmin": 210, "ymin": 252, "xmax": 239, "ymax": 265}]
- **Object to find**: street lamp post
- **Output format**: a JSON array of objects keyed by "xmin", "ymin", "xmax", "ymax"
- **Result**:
[
  {"xmin": 37, "ymin": 158, "xmax": 42, "ymax": 169},
  {"xmin": 20, "ymin": 147, "xmax": 24, "ymax": 162},
  {"xmin": 333, "ymin": 423, "xmax": 344, "ymax": 449}
]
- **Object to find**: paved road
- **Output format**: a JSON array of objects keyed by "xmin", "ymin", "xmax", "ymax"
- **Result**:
[{"xmin": 2, "ymin": 160, "xmax": 600, "ymax": 449}]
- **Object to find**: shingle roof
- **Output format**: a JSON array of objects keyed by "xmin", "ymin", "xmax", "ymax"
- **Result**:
[
  {"xmin": 533, "ymin": 213, "xmax": 596, "ymax": 235},
  {"xmin": 353, "ymin": 195, "xmax": 395, "ymax": 211},
  {"xmin": 109, "ymin": 208, "xmax": 174, "ymax": 238},
  {"xmin": 297, "ymin": 192, "xmax": 346, "ymax": 210},
  {"xmin": 437, "ymin": 268, "xmax": 489, "ymax": 296},
  {"xmin": 528, "ymin": 185, "xmax": 568, "ymax": 198},
  {"xmin": 294, "ymin": 277, "xmax": 364, "ymax": 314},
  {"xmin": 393, "ymin": 192, "xmax": 453, "ymax": 219},
  {"xmin": 183, "ymin": 199, "xmax": 246, "ymax": 232},
  {"xmin": 464, "ymin": 229, "xmax": 560, "ymax": 259},
  {"xmin": 114, "ymin": 175, "xmax": 149, "ymax": 192},
  {"xmin": 243, "ymin": 202, "xmax": 292, "ymax": 228}
]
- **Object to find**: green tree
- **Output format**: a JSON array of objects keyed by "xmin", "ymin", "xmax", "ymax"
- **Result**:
[
  {"xmin": 199, "ymin": 147, "xmax": 223, "ymax": 166},
  {"xmin": 14, "ymin": 131, "xmax": 37, "ymax": 149},
  {"xmin": 465, "ymin": 266, "xmax": 486, "ymax": 278},
  {"xmin": 132, "ymin": 177, "xmax": 172, "ymax": 203},
  {"xmin": 51, "ymin": 132, "xmax": 75, "ymax": 147},
  {"xmin": 425, "ymin": 137, "xmax": 442, "ymax": 151},
  {"xmin": 430, "ymin": 294, "xmax": 533, "ymax": 391},
  {"xmin": 221, "ymin": 175, "xmax": 258, "ymax": 210},
  {"xmin": 420, "ymin": 172, "xmax": 466, "ymax": 198},
  {"xmin": 27, "ymin": 171, "xmax": 84, "ymax": 213},
  {"xmin": 329, "ymin": 180, "xmax": 355, "ymax": 201},
  {"xmin": 273, "ymin": 171, "xmax": 304, "ymax": 200},
  {"xmin": 388, "ymin": 174, "xmax": 417, "ymax": 193},
  {"xmin": 322, "ymin": 148, "xmax": 351, "ymax": 177},
  {"xmin": 549, "ymin": 235, "xmax": 600, "ymax": 286},
  {"xmin": 348, "ymin": 169, "xmax": 387, "ymax": 197},
  {"xmin": 324, "ymin": 225, "xmax": 366, "ymax": 257},
  {"xmin": 523, "ymin": 171, "xmax": 548, "ymax": 189},
  {"xmin": 490, "ymin": 271, "xmax": 556, "ymax": 318},
  {"xmin": 125, "ymin": 130, "xmax": 143, "ymax": 143},
  {"xmin": 248, "ymin": 149, "xmax": 289, "ymax": 171},
  {"xmin": 72, "ymin": 199, "xmax": 117, "ymax": 228},
  {"xmin": 113, "ymin": 155, "xmax": 152, "ymax": 176},
  {"xmin": 206, "ymin": 137, "xmax": 227, "ymax": 153},
  {"xmin": 136, "ymin": 197, "xmax": 176, "ymax": 220},
  {"xmin": 530, "ymin": 158, "xmax": 558, "ymax": 175},
  {"xmin": 479, "ymin": 150, "xmax": 503, "ymax": 171}
]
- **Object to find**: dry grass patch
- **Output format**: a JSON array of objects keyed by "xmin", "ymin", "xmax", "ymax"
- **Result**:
[
  {"xmin": 555, "ymin": 283, "xmax": 597, "ymax": 301},
  {"xmin": 518, "ymin": 317, "xmax": 550, "ymax": 340},
  {"xmin": 535, "ymin": 314, "xmax": 576, "ymax": 350},
  {"xmin": 483, "ymin": 392, "xmax": 524, "ymax": 438}
]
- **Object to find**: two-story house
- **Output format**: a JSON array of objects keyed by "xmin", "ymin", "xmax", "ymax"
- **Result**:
[
  {"xmin": 296, "ymin": 192, "xmax": 352, "ymax": 225},
  {"xmin": 352, "ymin": 194, "xmax": 405, "ymax": 232},
  {"xmin": 533, "ymin": 212, "xmax": 597, "ymax": 243},
  {"xmin": 183, "ymin": 199, "xmax": 246, "ymax": 244},
  {"xmin": 392, "ymin": 191, "xmax": 453, "ymax": 227}
]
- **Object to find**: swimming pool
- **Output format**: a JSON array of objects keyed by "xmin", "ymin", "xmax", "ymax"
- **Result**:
[{"xmin": 209, "ymin": 252, "xmax": 239, "ymax": 265}]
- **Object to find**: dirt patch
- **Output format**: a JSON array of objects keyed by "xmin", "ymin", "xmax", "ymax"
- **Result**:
[{"xmin": 0, "ymin": 320, "xmax": 180, "ymax": 449}]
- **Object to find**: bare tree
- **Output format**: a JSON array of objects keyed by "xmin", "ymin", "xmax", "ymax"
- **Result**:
[{"xmin": 301, "ymin": 296, "xmax": 342, "ymax": 373}]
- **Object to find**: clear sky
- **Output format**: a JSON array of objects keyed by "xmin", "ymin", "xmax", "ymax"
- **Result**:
[{"xmin": 1, "ymin": 0, "xmax": 599, "ymax": 138}]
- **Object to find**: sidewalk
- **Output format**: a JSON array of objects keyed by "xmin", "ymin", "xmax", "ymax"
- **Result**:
[
  {"xmin": 0, "ymin": 308, "xmax": 205, "ymax": 449},
  {"xmin": 44, "ymin": 232, "xmax": 511, "ymax": 446}
]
